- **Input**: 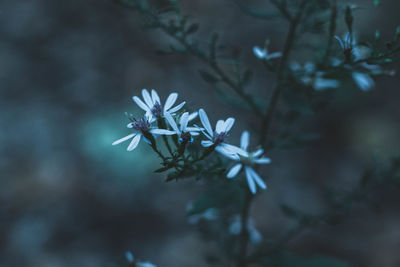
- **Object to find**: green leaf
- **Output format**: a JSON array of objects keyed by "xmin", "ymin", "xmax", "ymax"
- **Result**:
[
  {"xmin": 154, "ymin": 166, "xmax": 172, "ymax": 173},
  {"xmin": 373, "ymin": 0, "xmax": 381, "ymax": 7},
  {"xmin": 199, "ymin": 70, "xmax": 219, "ymax": 84}
]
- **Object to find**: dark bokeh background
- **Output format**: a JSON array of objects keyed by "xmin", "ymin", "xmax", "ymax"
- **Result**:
[{"xmin": 1, "ymin": 0, "xmax": 400, "ymax": 266}]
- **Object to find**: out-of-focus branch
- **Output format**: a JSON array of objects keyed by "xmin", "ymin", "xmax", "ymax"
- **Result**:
[{"xmin": 259, "ymin": 0, "xmax": 308, "ymax": 148}]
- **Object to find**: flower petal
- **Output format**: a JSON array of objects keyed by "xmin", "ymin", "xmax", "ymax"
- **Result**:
[
  {"xmin": 112, "ymin": 133, "xmax": 136, "ymax": 145},
  {"xmin": 314, "ymin": 78, "xmax": 340, "ymax": 90},
  {"xmin": 248, "ymin": 167, "xmax": 267, "ymax": 190},
  {"xmin": 223, "ymin": 118, "xmax": 235, "ymax": 133},
  {"xmin": 254, "ymin": 157, "xmax": 271, "ymax": 164},
  {"xmin": 252, "ymin": 148, "xmax": 264, "ymax": 157},
  {"xmin": 201, "ymin": 140, "xmax": 214, "ymax": 147},
  {"xmin": 253, "ymin": 46, "xmax": 266, "ymax": 59},
  {"xmin": 352, "ymin": 72, "xmax": 374, "ymax": 91},
  {"xmin": 240, "ymin": 131, "xmax": 249, "ymax": 151},
  {"xmin": 199, "ymin": 109, "xmax": 213, "ymax": 137},
  {"xmin": 215, "ymin": 120, "xmax": 225, "ymax": 134},
  {"xmin": 151, "ymin": 89, "xmax": 160, "ymax": 104},
  {"xmin": 168, "ymin": 101, "xmax": 185, "ymax": 114},
  {"xmin": 267, "ymin": 52, "xmax": 282, "ymax": 59},
  {"xmin": 216, "ymin": 145, "xmax": 240, "ymax": 160},
  {"xmin": 164, "ymin": 92, "xmax": 178, "ymax": 111},
  {"xmin": 150, "ymin": 129, "xmax": 176, "ymax": 135},
  {"xmin": 185, "ymin": 127, "xmax": 201, "ymax": 132},
  {"xmin": 220, "ymin": 143, "xmax": 242, "ymax": 155},
  {"xmin": 127, "ymin": 134, "xmax": 141, "ymax": 151},
  {"xmin": 227, "ymin": 163, "xmax": 242, "ymax": 178},
  {"xmin": 133, "ymin": 96, "xmax": 151, "ymax": 112},
  {"xmin": 334, "ymin": 36, "xmax": 344, "ymax": 49},
  {"xmin": 245, "ymin": 167, "xmax": 257, "ymax": 194},
  {"xmin": 164, "ymin": 112, "xmax": 180, "ymax": 134},
  {"xmin": 142, "ymin": 89, "xmax": 154, "ymax": 108},
  {"xmin": 180, "ymin": 112, "xmax": 189, "ymax": 132},
  {"xmin": 188, "ymin": 111, "xmax": 198, "ymax": 122}
]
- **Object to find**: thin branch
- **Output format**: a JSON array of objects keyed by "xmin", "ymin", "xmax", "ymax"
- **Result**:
[
  {"xmin": 323, "ymin": 0, "xmax": 338, "ymax": 63},
  {"xmin": 259, "ymin": 0, "xmax": 308, "ymax": 148}
]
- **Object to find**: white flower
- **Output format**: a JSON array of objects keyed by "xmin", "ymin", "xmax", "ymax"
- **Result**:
[
  {"xmin": 198, "ymin": 109, "xmax": 236, "ymax": 154},
  {"xmin": 112, "ymin": 116, "xmax": 175, "ymax": 151},
  {"xmin": 291, "ymin": 62, "xmax": 339, "ymax": 90},
  {"xmin": 253, "ymin": 46, "xmax": 282, "ymax": 60},
  {"xmin": 352, "ymin": 72, "xmax": 375, "ymax": 91},
  {"xmin": 335, "ymin": 32, "xmax": 374, "ymax": 62},
  {"xmin": 164, "ymin": 111, "xmax": 200, "ymax": 142},
  {"xmin": 133, "ymin": 89, "xmax": 185, "ymax": 122},
  {"xmin": 223, "ymin": 131, "xmax": 271, "ymax": 194}
]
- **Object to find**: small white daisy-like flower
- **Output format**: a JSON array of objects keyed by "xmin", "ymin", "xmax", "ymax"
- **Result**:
[
  {"xmin": 198, "ymin": 109, "xmax": 236, "ymax": 154},
  {"xmin": 133, "ymin": 89, "xmax": 185, "ymax": 122},
  {"xmin": 291, "ymin": 62, "xmax": 340, "ymax": 91},
  {"xmin": 112, "ymin": 116, "xmax": 175, "ymax": 151},
  {"xmin": 253, "ymin": 46, "xmax": 282, "ymax": 60},
  {"xmin": 223, "ymin": 131, "xmax": 271, "ymax": 194},
  {"xmin": 164, "ymin": 111, "xmax": 200, "ymax": 143},
  {"xmin": 335, "ymin": 32, "xmax": 374, "ymax": 62}
]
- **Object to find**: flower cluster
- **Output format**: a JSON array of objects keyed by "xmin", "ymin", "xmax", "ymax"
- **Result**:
[
  {"xmin": 113, "ymin": 89, "xmax": 271, "ymax": 194},
  {"xmin": 289, "ymin": 31, "xmax": 395, "ymax": 92}
]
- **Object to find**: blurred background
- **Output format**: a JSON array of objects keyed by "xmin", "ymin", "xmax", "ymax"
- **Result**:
[{"xmin": 1, "ymin": 0, "xmax": 399, "ymax": 266}]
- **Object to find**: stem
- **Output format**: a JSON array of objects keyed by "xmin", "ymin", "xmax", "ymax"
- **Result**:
[
  {"xmin": 323, "ymin": 0, "xmax": 337, "ymax": 64},
  {"xmin": 145, "ymin": 132, "xmax": 167, "ymax": 161},
  {"xmin": 192, "ymin": 144, "xmax": 216, "ymax": 163},
  {"xmin": 259, "ymin": 0, "xmax": 308, "ymax": 148},
  {"xmin": 237, "ymin": 192, "xmax": 252, "ymax": 267},
  {"xmin": 157, "ymin": 119, "xmax": 174, "ymax": 157},
  {"xmin": 236, "ymin": 3, "xmax": 308, "ymax": 267}
]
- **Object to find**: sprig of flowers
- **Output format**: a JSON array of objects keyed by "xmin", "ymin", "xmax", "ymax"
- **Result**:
[{"xmin": 113, "ymin": 90, "xmax": 272, "ymax": 194}]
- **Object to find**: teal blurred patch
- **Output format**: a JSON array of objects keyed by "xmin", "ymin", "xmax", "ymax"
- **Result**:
[{"xmin": 79, "ymin": 109, "xmax": 157, "ymax": 185}]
